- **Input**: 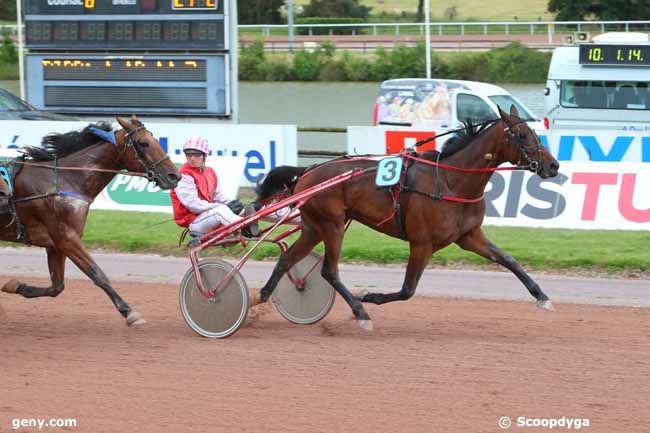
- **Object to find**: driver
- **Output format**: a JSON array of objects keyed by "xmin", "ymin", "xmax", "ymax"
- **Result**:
[{"xmin": 170, "ymin": 136, "xmax": 260, "ymax": 238}]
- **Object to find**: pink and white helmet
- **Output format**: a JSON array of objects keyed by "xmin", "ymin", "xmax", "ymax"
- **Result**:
[{"xmin": 183, "ymin": 136, "xmax": 210, "ymax": 156}]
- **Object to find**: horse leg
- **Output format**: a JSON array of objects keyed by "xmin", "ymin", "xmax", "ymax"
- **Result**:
[
  {"xmin": 319, "ymin": 222, "xmax": 373, "ymax": 331},
  {"xmin": 257, "ymin": 225, "xmax": 321, "ymax": 304},
  {"xmin": 58, "ymin": 235, "xmax": 145, "ymax": 326},
  {"xmin": 2, "ymin": 247, "xmax": 66, "ymax": 297},
  {"xmin": 456, "ymin": 227, "xmax": 553, "ymax": 310},
  {"xmin": 360, "ymin": 242, "xmax": 433, "ymax": 305}
]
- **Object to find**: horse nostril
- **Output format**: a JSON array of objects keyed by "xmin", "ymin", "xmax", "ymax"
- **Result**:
[{"xmin": 168, "ymin": 172, "xmax": 181, "ymax": 183}]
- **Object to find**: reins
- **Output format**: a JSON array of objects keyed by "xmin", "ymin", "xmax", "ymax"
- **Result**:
[{"xmin": 13, "ymin": 160, "xmax": 151, "ymax": 178}]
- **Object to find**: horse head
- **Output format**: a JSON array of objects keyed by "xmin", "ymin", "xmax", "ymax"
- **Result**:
[
  {"xmin": 115, "ymin": 115, "xmax": 181, "ymax": 190},
  {"xmin": 498, "ymin": 105, "xmax": 559, "ymax": 179}
]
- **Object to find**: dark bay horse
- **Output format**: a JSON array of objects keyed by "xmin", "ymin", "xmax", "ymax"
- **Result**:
[
  {"xmin": 255, "ymin": 106, "xmax": 560, "ymax": 330},
  {"xmin": 0, "ymin": 116, "xmax": 181, "ymax": 326}
]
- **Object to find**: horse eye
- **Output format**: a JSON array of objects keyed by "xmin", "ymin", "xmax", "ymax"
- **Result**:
[{"xmin": 139, "ymin": 140, "xmax": 149, "ymax": 148}]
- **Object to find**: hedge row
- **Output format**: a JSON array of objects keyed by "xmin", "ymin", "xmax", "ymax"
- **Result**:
[{"xmin": 239, "ymin": 40, "xmax": 551, "ymax": 83}]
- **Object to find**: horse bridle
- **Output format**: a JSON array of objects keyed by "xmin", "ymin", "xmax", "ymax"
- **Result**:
[
  {"xmin": 504, "ymin": 121, "xmax": 542, "ymax": 174},
  {"xmin": 121, "ymin": 125, "xmax": 171, "ymax": 182}
]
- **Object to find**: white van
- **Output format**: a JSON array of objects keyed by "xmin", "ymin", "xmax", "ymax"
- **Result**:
[
  {"xmin": 544, "ymin": 32, "xmax": 650, "ymax": 131},
  {"xmin": 374, "ymin": 78, "xmax": 542, "ymax": 139}
]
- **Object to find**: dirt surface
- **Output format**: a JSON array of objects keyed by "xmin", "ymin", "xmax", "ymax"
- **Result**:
[{"xmin": 1, "ymin": 274, "xmax": 649, "ymax": 433}]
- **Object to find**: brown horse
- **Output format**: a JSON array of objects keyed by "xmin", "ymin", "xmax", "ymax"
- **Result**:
[
  {"xmin": 255, "ymin": 106, "xmax": 560, "ymax": 330},
  {"xmin": 0, "ymin": 116, "xmax": 181, "ymax": 326}
]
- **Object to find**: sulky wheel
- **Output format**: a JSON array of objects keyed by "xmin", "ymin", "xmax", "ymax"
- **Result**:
[
  {"xmin": 272, "ymin": 251, "xmax": 335, "ymax": 325},
  {"xmin": 179, "ymin": 259, "xmax": 249, "ymax": 338}
]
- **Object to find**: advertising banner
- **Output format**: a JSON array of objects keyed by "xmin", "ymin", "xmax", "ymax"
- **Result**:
[
  {"xmin": 484, "ymin": 162, "xmax": 649, "ymax": 230},
  {"xmin": 0, "ymin": 120, "xmax": 298, "ymax": 187},
  {"xmin": 348, "ymin": 126, "xmax": 650, "ymax": 164}
]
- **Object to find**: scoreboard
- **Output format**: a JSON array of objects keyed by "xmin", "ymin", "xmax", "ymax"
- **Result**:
[
  {"xmin": 579, "ymin": 44, "xmax": 650, "ymax": 66},
  {"xmin": 23, "ymin": 0, "xmax": 236, "ymax": 116}
]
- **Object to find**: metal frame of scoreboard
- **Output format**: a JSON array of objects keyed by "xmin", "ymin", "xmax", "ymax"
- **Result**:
[{"xmin": 20, "ymin": 0, "xmax": 238, "ymax": 119}]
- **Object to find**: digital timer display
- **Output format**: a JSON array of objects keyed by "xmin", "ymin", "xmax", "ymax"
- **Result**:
[
  {"xmin": 25, "ymin": 54, "xmax": 228, "ymax": 115},
  {"xmin": 23, "ymin": 0, "xmax": 232, "ymax": 116},
  {"xmin": 579, "ymin": 44, "xmax": 650, "ymax": 66},
  {"xmin": 26, "ymin": 20, "xmax": 224, "ymax": 49},
  {"xmin": 24, "ymin": 0, "xmax": 225, "ymax": 49},
  {"xmin": 41, "ymin": 58, "xmax": 206, "ymax": 81},
  {"xmin": 24, "ymin": 0, "xmax": 221, "ymax": 15}
]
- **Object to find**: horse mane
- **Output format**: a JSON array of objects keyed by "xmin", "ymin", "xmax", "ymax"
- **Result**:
[
  {"xmin": 421, "ymin": 118, "xmax": 498, "ymax": 161},
  {"xmin": 22, "ymin": 122, "xmax": 114, "ymax": 161},
  {"xmin": 255, "ymin": 165, "xmax": 309, "ymax": 201}
]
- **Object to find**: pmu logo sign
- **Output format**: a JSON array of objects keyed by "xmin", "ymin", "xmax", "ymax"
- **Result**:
[{"xmin": 484, "ymin": 162, "xmax": 650, "ymax": 230}]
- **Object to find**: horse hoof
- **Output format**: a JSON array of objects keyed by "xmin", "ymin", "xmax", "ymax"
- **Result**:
[
  {"xmin": 357, "ymin": 319, "xmax": 373, "ymax": 332},
  {"xmin": 2, "ymin": 279, "xmax": 21, "ymax": 294},
  {"xmin": 537, "ymin": 299, "xmax": 555, "ymax": 311},
  {"xmin": 126, "ymin": 311, "xmax": 146, "ymax": 327},
  {"xmin": 249, "ymin": 289, "xmax": 263, "ymax": 307}
]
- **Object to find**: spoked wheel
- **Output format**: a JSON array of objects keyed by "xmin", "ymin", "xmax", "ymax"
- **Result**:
[
  {"xmin": 272, "ymin": 251, "xmax": 335, "ymax": 325},
  {"xmin": 179, "ymin": 259, "xmax": 249, "ymax": 338}
]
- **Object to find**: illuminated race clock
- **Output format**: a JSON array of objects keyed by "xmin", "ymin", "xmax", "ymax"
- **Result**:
[
  {"xmin": 25, "ymin": 54, "xmax": 228, "ymax": 114},
  {"xmin": 579, "ymin": 44, "xmax": 650, "ymax": 66},
  {"xmin": 23, "ymin": 0, "xmax": 236, "ymax": 116},
  {"xmin": 24, "ymin": 0, "xmax": 226, "ymax": 50}
]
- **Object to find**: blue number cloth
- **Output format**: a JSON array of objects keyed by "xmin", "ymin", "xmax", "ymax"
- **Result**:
[
  {"xmin": 375, "ymin": 156, "xmax": 403, "ymax": 187},
  {"xmin": 0, "ymin": 166, "xmax": 12, "ymax": 192}
]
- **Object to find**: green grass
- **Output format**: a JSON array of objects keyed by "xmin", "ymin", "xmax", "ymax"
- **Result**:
[
  {"xmin": 293, "ymin": 0, "xmax": 554, "ymax": 22},
  {"xmin": 2, "ymin": 209, "xmax": 643, "ymax": 275}
]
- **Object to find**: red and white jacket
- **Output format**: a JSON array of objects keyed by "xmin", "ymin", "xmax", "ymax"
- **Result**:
[{"xmin": 170, "ymin": 164, "xmax": 229, "ymax": 227}]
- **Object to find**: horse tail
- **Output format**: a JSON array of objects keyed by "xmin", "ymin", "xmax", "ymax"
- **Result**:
[{"xmin": 255, "ymin": 165, "xmax": 308, "ymax": 202}]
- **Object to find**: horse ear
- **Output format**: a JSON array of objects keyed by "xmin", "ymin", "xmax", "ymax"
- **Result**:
[
  {"xmin": 115, "ymin": 116, "xmax": 132, "ymax": 131},
  {"xmin": 509, "ymin": 104, "xmax": 520, "ymax": 118},
  {"xmin": 497, "ymin": 105, "xmax": 512, "ymax": 126}
]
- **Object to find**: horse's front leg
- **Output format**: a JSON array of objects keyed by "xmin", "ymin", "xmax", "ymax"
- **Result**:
[
  {"xmin": 56, "ymin": 233, "xmax": 145, "ymax": 326},
  {"xmin": 360, "ymin": 242, "xmax": 433, "ymax": 305},
  {"xmin": 455, "ymin": 227, "xmax": 553, "ymax": 310},
  {"xmin": 2, "ymin": 247, "xmax": 66, "ymax": 297}
]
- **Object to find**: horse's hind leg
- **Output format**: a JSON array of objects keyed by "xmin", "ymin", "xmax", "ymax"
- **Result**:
[
  {"xmin": 360, "ymin": 242, "xmax": 433, "ymax": 305},
  {"xmin": 2, "ymin": 247, "xmax": 66, "ymax": 297},
  {"xmin": 456, "ymin": 227, "xmax": 553, "ymax": 310},
  {"xmin": 257, "ymin": 224, "xmax": 321, "ymax": 304}
]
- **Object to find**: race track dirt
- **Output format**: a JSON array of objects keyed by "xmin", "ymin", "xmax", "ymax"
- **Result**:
[{"xmin": 1, "ymin": 275, "xmax": 649, "ymax": 433}]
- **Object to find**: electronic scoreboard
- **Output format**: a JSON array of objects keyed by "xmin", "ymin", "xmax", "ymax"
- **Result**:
[
  {"xmin": 579, "ymin": 44, "xmax": 650, "ymax": 66},
  {"xmin": 23, "ymin": 0, "xmax": 235, "ymax": 116}
]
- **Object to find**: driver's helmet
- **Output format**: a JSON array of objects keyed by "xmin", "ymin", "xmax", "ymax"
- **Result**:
[{"xmin": 183, "ymin": 136, "xmax": 210, "ymax": 156}]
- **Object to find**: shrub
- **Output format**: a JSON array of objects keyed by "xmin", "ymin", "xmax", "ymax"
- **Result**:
[
  {"xmin": 446, "ymin": 52, "xmax": 491, "ymax": 81},
  {"xmin": 0, "ymin": 35, "xmax": 17, "ymax": 64},
  {"xmin": 485, "ymin": 42, "xmax": 552, "ymax": 83},
  {"xmin": 239, "ymin": 39, "xmax": 266, "ymax": 81},
  {"xmin": 341, "ymin": 52, "xmax": 373, "ymax": 81},
  {"xmin": 258, "ymin": 57, "xmax": 293, "ymax": 81},
  {"xmin": 292, "ymin": 50, "xmax": 321, "ymax": 80}
]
